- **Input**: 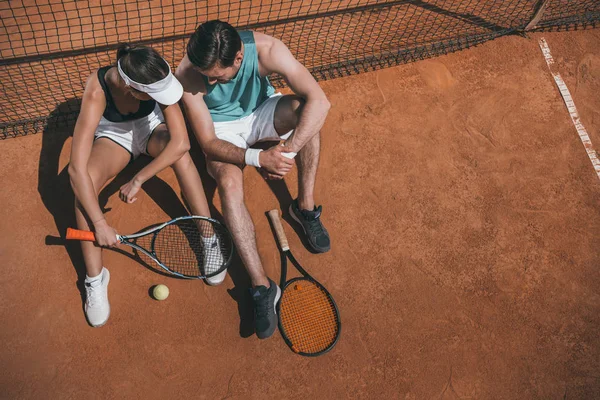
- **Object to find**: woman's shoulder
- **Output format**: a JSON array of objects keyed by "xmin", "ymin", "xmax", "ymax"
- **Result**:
[{"xmin": 82, "ymin": 69, "xmax": 108, "ymax": 103}]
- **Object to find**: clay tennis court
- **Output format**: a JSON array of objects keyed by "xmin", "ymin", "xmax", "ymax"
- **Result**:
[{"xmin": 1, "ymin": 7, "xmax": 600, "ymax": 400}]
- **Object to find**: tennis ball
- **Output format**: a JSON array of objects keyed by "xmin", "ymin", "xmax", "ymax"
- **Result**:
[{"xmin": 153, "ymin": 284, "xmax": 169, "ymax": 301}]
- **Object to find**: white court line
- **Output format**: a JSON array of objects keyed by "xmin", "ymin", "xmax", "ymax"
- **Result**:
[{"xmin": 538, "ymin": 38, "xmax": 600, "ymax": 181}]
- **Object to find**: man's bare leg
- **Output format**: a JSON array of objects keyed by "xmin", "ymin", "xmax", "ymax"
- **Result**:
[
  {"xmin": 207, "ymin": 160, "xmax": 269, "ymax": 288},
  {"xmin": 208, "ymin": 159, "xmax": 280, "ymax": 339},
  {"xmin": 273, "ymin": 95, "xmax": 320, "ymax": 210},
  {"xmin": 273, "ymin": 95, "xmax": 330, "ymax": 253},
  {"xmin": 296, "ymin": 132, "xmax": 319, "ymax": 211}
]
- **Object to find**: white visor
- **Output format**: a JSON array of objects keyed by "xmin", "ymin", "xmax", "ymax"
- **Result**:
[{"xmin": 117, "ymin": 59, "xmax": 183, "ymax": 106}]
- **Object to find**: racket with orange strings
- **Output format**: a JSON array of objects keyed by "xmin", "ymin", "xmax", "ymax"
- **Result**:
[{"xmin": 268, "ymin": 209, "xmax": 340, "ymax": 356}]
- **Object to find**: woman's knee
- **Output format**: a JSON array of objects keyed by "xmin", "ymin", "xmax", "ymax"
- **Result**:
[
  {"xmin": 171, "ymin": 151, "xmax": 194, "ymax": 171},
  {"xmin": 147, "ymin": 125, "xmax": 171, "ymax": 155}
]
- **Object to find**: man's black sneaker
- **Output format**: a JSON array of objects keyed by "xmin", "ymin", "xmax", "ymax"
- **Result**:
[
  {"xmin": 250, "ymin": 278, "xmax": 281, "ymax": 339},
  {"xmin": 289, "ymin": 199, "xmax": 331, "ymax": 253}
]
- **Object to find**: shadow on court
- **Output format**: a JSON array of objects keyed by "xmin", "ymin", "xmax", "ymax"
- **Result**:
[
  {"xmin": 38, "ymin": 100, "xmax": 211, "ymax": 313},
  {"xmin": 187, "ymin": 137, "xmax": 256, "ymax": 338},
  {"xmin": 190, "ymin": 139, "xmax": 320, "ymax": 337},
  {"xmin": 38, "ymin": 100, "xmax": 314, "ymax": 338}
]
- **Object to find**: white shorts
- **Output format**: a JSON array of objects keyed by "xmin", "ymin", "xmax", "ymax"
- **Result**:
[
  {"xmin": 213, "ymin": 94, "xmax": 293, "ymax": 149},
  {"xmin": 94, "ymin": 103, "xmax": 164, "ymax": 159}
]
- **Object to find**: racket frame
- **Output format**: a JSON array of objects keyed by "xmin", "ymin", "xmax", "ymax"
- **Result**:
[
  {"xmin": 67, "ymin": 215, "xmax": 233, "ymax": 280},
  {"xmin": 268, "ymin": 209, "xmax": 341, "ymax": 357}
]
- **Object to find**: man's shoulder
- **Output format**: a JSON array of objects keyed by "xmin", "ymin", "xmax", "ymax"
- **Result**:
[
  {"xmin": 175, "ymin": 55, "xmax": 206, "ymax": 95},
  {"xmin": 252, "ymin": 31, "xmax": 278, "ymax": 53},
  {"xmin": 253, "ymin": 32, "xmax": 289, "ymax": 69}
]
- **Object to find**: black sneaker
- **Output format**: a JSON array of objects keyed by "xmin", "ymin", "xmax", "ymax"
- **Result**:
[
  {"xmin": 289, "ymin": 199, "xmax": 331, "ymax": 253},
  {"xmin": 250, "ymin": 278, "xmax": 281, "ymax": 339}
]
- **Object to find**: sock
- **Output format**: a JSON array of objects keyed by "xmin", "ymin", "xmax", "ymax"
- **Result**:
[{"xmin": 85, "ymin": 268, "xmax": 104, "ymax": 284}]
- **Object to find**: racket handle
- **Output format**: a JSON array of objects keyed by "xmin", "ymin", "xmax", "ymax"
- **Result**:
[
  {"xmin": 267, "ymin": 209, "xmax": 289, "ymax": 251},
  {"xmin": 66, "ymin": 228, "xmax": 96, "ymax": 242}
]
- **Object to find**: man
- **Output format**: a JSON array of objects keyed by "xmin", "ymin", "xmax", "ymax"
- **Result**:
[{"xmin": 176, "ymin": 20, "xmax": 331, "ymax": 339}]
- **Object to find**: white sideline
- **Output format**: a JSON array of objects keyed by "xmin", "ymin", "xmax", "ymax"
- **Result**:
[{"xmin": 538, "ymin": 37, "xmax": 600, "ymax": 181}]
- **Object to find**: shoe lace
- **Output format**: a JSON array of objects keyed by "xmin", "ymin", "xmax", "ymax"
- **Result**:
[
  {"xmin": 305, "ymin": 215, "xmax": 325, "ymax": 236},
  {"xmin": 254, "ymin": 292, "xmax": 272, "ymax": 319},
  {"xmin": 203, "ymin": 240, "xmax": 223, "ymax": 275},
  {"xmin": 85, "ymin": 283, "xmax": 103, "ymax": 307}
]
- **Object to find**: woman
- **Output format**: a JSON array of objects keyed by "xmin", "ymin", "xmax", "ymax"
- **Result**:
[{"xmin": 68, "ymin": 44, "xmax": 225, "ymax": 328}]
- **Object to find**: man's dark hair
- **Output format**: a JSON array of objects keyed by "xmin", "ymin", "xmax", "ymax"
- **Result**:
[
  {"xmin": 187, "ymin": 20, "xmax": 242, "ymax": 70},
  {"xmin": 116, "ymin": 43, "xmax": 169, "ymax": 84}
]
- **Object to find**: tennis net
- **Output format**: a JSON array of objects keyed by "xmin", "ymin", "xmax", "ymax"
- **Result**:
[{"xmin": 1, "ymin": 0, "xmax": 598, "ymax": 139}]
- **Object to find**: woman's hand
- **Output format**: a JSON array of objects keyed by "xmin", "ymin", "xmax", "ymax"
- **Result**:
[
  {"xmin": 119, "ymin": 178, "xmax": 142, "ymax": 203},
  {"xmin": 93, "ymin": 219, "xmax": 119, "ymax": 247}
]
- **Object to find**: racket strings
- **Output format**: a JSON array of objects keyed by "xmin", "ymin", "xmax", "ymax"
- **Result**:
[
  {"xmin": 152, "ymin": 219, "xmax": 231, "ymax": 277},
  {"xmin": 279, "ymin": 279, "xmax": 339, "ymax": 354}
]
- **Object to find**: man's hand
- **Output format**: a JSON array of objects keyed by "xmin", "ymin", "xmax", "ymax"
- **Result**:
[
  {"xmin": 94, "ymin": 219, "xmax": 119, "ymax": 247},
  {"xmin": 258, "ymin": 167, "xmax": 284, "ymax": 180},
  {"xmin": 258, "ymin": 145, "xmax": 295, "ymax": 178},
  {"xmin": 119, "ymin": 178, "xmax": 142, "ymax": 203}
]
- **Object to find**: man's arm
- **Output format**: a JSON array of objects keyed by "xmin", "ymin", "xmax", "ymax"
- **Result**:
[
  {"xmin": 175, "ymin": 57, "xmax": 246, "ymax": 166},
  {"xmin": 257, "ymin": 33, "xmax": 331, "ymax": 154}
]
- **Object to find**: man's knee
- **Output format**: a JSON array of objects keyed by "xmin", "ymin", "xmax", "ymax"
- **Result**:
[
  {"xmin": 276, "ymin": 95, "xmax": 305, "ymax": 130},
  {"xmin": 288, "ymin": 96, "xmax": 305, "ymax": 123},
  {"xmin": 288, "ymin": 95, "xmax": 305, "ymax": 112},
  {"xmin": 212, "ymin": 166, "xmax": 243, "ymax": 201},
  {"xmin": 219, "ymin": 174, "xmax": 242, "ymax": 197}
]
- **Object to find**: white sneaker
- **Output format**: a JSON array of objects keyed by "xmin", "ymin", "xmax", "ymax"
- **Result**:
[
  {"xmin": 203, "ymin": 236, "xmax": 227, "ymax": 286},
  {"xmin": 84, "ymin": 267, "xmax": 110, "ymax": 327}
]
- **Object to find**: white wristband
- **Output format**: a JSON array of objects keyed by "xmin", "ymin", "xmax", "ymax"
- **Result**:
[
  {"xmin": 245, "ymin": 148, "xmax": 263, "ymax": 168},
  {"xmin": 279, "ymin": 143, "xmax": 297, "ymax": 159}
]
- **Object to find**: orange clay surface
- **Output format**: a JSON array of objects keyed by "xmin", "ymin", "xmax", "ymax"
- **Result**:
[{"xmin": 1, "ymin": 30, "xmax": 599, "ymax": 399}]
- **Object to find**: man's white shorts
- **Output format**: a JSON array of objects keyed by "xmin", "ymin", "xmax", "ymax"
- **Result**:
[
  {"xmin": 94, "ymin": 104, "xmax": 164, "ymax": 159},
  {"xmin": 213, "ymin": 94, "xmax": 293, "ymax": 149}
]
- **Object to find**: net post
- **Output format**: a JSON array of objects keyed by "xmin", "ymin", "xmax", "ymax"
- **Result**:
[{"xmin": 524, "ymin": 0, "xmax": 550, "ymax": 32}]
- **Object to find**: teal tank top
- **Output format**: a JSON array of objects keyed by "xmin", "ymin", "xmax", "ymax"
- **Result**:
[{"xmin": 202, "ymin": 31, "xmax": 275, "ymax": 122}]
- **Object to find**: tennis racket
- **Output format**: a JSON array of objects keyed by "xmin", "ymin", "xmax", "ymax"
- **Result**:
[
  {"xmin": 267, "ymin": 209, "xmax": 341, "ymax": 356},
  {"xmin": 66, "ymin": 215, "xmax": 233, "ymax": 279}
]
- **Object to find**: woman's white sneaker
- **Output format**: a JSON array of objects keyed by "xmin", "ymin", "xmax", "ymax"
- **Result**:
[
  {"xmin": 84, "ymin": 267, "xmax": 110, "ymax": 327},
  {"xmin": 203, "ymin": 235, "xmax": 227, "ymax": 286}
]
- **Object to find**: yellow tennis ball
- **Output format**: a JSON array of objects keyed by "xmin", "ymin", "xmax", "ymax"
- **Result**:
[{"xmin": 153, "ymin": 284, "xmax": 169, "ymax": 301}]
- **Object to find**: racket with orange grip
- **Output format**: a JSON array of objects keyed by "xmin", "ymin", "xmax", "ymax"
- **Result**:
[
  {"xmin": 66, "ymin": 216, "xmax": 233, "ymax": 279},
  {"xmin": 268, "ymin": 209, "xmax": 340, "ymax": 356}
]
